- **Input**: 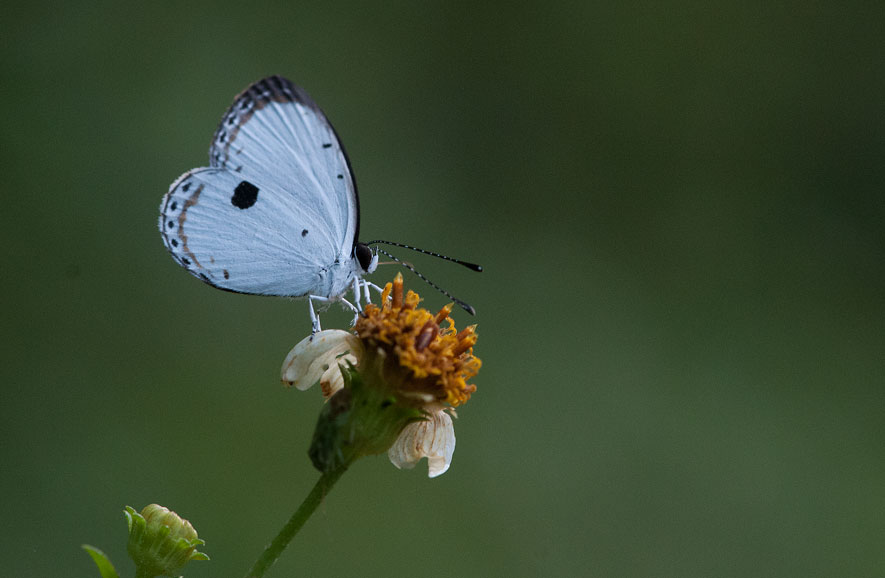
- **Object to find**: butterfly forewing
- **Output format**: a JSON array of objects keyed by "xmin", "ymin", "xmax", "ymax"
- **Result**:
[{"xmin": 209, "ymin": 76, "xmax": 358, "ymax": 255}]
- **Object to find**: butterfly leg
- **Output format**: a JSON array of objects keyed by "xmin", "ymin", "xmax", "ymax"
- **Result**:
[
  {"xmin": 309, "ymin": 294, "xmax": 361, "ymax": 331},
  {"xmin": 358, "ymin": 279, "xmax": 382, "ymax": 305},
  {"xmin": 362, "ymin": 279, "xmax": 372, "ymax": 304},
  {"xmin": 352, "ymin": 277, "xmax": 363, "ymax": 311},
  {"xmin": 308, "ymin": 296, "xmax": 322, "ymax": 334},
  {"xmin": 336, "ymin": 295, "xmax": 361, "ymax": 327},
  {"xmin": 336, "ymin": 296, "xmax": 359, "ymax": 315},
  {"xmin": 349, "ymin": 278, "xmax": 364, "ymax": 326}
]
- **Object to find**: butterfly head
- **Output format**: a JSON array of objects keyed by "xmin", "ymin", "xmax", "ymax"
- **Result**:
[{"xmin": 354, "ymin": 242, "xmax": 378, "ymax": 274}]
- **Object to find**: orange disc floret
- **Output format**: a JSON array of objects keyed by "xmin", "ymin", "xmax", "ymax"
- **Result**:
[{"xmin": 354, "ymin": 273, "xmax": 480, "ymax": 407}]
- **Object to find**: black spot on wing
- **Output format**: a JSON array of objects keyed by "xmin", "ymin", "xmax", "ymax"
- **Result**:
[
  {"xmin": 231, "ymin": 181, "xmax": 259, "ymax": 209},
  {"xmin": 322, "ymin": 143, "xmax": 332, "ymax": 148},
  {"xmin": 302, "ymin": 229, "xmax": 308, "ymax": 237}
]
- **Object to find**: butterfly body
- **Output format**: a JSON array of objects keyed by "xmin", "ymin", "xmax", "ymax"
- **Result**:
[{"xmin": 159, "ymin": 76, "xmax": 376, "ymax": 319}]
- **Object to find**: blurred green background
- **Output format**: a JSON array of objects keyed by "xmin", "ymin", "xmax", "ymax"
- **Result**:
[{"xmin": 2, "ymin": 1, "xmax": 883, "ymax": 576}]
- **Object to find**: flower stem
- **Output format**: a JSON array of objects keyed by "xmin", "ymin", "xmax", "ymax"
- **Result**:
[{"xmin": 244, "ymin": 465, "xmax": 348, "ymax": 578}]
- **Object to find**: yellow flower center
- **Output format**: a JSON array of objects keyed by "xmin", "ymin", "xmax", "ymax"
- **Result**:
[{"xmin": 354, "ymin": 273, "xmax": 480, "ymax": 407}]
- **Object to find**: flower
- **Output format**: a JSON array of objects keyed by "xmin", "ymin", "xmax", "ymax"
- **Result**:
[
  {"xmin": 125, "ymin": 504, "xmax": 208, "ymax": 577},
  {"xmin": 281, "ymin": 274, "xmax": 480, "ymax": 477}
]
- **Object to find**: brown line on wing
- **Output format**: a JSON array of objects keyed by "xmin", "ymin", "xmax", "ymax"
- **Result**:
[
  {"xmin": 178, "ymin": 183, "xmax": 205, "ymax": 269},
  {"xmin": 215, "ymin": 76, "xmax": 304, "ymax": 167}
]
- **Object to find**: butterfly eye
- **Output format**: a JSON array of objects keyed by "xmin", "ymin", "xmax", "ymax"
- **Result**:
[{"xmin": 355, "ymin": 243, "xmax": 374, "ymax": 273}]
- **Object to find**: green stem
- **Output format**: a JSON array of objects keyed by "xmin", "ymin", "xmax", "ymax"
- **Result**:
[{"xmin": 244, "ymin": 465, "xmax": 348, "ymax": 578}]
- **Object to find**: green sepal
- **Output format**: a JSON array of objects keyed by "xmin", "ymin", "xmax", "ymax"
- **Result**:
[
  {"xmin": 308, "ymin": 363, "xmax": 424, "ymax": 473},
  {"xmin": 82, "ymin": 545, "xmax": 120, "ymax": 578}
]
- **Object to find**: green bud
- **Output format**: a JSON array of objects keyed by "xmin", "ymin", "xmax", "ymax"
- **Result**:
[{"xmin": 125, "ymin": 504, "xmax": 208, "ymax": 577}]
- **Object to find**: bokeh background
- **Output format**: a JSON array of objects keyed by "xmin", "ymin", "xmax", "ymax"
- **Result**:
[{"xmin": 2, "ymin": 2, "xmax": 883, "ymax": 576}]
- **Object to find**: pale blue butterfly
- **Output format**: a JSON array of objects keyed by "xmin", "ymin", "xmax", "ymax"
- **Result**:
[{"xmin": 159, "ymin": 76, "xmax": 478, "ymax": 331}]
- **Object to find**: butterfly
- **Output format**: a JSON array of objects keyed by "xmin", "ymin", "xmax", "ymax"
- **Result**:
[
  {"xmin": 159, "ymin": 76, "xmax": 480, "ymax": 331},
  {"xmin": 158, "ymin": 76, "xmax": 382, "ymax": 332}
]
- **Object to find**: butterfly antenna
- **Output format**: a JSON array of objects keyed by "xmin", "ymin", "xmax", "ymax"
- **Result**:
[
  {"xmin": 366, "ymin": 240, "xmax": 483, "ymax": 272},
  {"xmin": 374, "ymin": 248, "xmax": 477, "ymax": 315}
]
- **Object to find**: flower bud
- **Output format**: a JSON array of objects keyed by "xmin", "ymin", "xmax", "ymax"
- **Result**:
[{"xmin": 125, "ymin": 504, "xmax": 208, "ymax": 577}]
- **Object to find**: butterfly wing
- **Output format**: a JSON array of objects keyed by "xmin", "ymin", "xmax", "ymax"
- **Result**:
[
  {"xmin": 210, "ymin": 76, "xmax": 359, "ymax": 256},
  {"xmin": 160, "ymin": 167, "xmax": 342, "ymax": 296},
  {"xmin": 159, "ymin": 76, "xmax": 360, "ymax": 297}
]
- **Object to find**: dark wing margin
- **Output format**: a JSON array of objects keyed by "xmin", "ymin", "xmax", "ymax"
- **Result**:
[{"xmin": 209, "ymin": 75, "xmax": 361, "ymax": 250}]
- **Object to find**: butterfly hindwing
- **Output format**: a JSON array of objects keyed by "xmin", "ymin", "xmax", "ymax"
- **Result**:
[{"xmin": 160, "ymin": 167, "xmax": 338, "ymax": 296}]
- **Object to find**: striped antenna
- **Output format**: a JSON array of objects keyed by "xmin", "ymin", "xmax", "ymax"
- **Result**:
[
  {"xmin": 366, "ymin": 240, "xmax": 483, "ymax": 272},
  {"xmin": 374, "ymin": 247, "xmax": 477, "ymax": 315}
]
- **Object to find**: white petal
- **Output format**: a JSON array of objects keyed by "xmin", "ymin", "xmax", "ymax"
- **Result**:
[
  {"xmin": 388, "ymin": 409, "xmax": 456, "ymax": 478},
  {"xmin": 280, "ymin": 330, "xmax": 363, "ymax": 398}
]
